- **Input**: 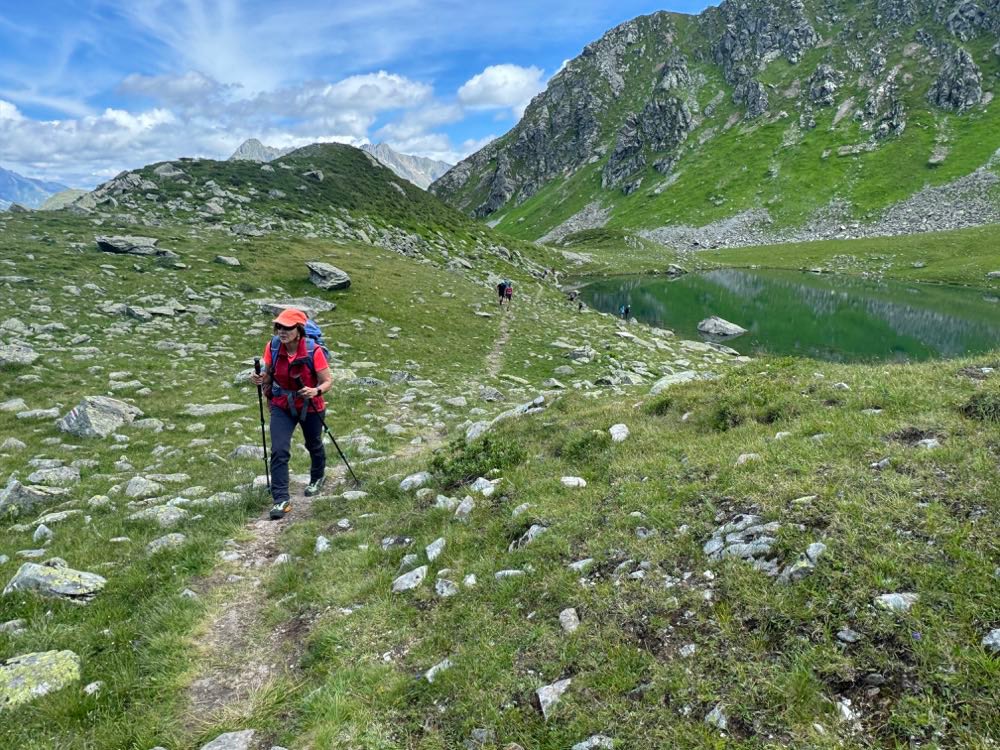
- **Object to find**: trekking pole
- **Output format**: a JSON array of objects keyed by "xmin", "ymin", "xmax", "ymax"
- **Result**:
[
  {"xmin": 295, "ymin": 376, "xmax": 361, "ymax": 487},
  {"xmin": 253, "ymin": 358, "xmax": 271, "ymax": 488}
]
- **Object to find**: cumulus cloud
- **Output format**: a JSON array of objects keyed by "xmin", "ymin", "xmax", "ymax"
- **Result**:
[
  {"xmin": 0, "ymin": 99, "xmax": 23, "ymax": 121},
  {"xmin": 457, "ymin": 64, "xmax": 545, "ymax": 117}
]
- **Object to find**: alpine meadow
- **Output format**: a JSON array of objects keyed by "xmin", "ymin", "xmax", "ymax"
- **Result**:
[{"xmin": 0, "ymin": 2, "xmax": 999, "ymax": 749}]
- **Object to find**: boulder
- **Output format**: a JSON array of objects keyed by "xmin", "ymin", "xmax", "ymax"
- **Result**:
[
  {"xmin": 146, "ymin": 533, "xmax": 186, "ymax": 555},
  {"xmin": 392, "ymin": 565, "xmax": 427, "ymax": 592},
  {"xmin": 0, "ymin": 650, "xmax": 81, "ymax": 709},
  {"xmin": 214, "ymin": 255, "xmax": 240, "ymax": 266},
  {"xmin": 3, "ymin": 562, "xmax": 107, "ymax": 603},
  {"xmin": 536, "ymin": 678, "xmax": 572, "ymax": 719},
  {"xmin": 305, "ymin": 262, "xmax": 351, "ymax": 291},
  {"xmin": 57, "ymin": 396, "xmax": 143, "ymax": 438},
  {"xmin": 0, "ymin": 345, "xmax": 39, "ymax": 367},
  {"xmin": 0, "ymin": 478, "xmax": 69, "ymax": 517},
  {"xmin": 95, "ymin": 235, "xmax": 178, "ymax": 259},
  {"xmin": 697, "ymin": 316, "xmax": 747, "ymax": 337},
  {"xmin": 128, "ymin": 505, "xmax": 187, "ymax": 528}
]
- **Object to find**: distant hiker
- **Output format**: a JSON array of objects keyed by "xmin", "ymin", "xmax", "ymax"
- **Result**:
[
  {"xmin": 504, "ymin": 282, "xmax": 514, "ymax": 307},
  {"xmin": 624, "ymin": 304, "xmax": 631, "ymax": 321},
  {"xmin": 619, "ymin": 303, "xmax": 626, "ymax": 319},
  {"xmin": 578, "ymin": 301, "xmax": 584, "ymax": 313},
  {"xmin": 250, "ymin": 308, "xmax": 333, "ymax": 519},
  {"xmin": 497, "ymin": 281, "xmax": 507, "ymax": 307}
]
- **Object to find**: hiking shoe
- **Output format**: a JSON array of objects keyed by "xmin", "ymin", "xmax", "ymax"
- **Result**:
[
  {"xmin": 304, "ymin": 476, "xmax": 326, "ymax": 497},
  {"xmin": 269, "ymin": 500, "xmax": 291, "ymax": 520}
]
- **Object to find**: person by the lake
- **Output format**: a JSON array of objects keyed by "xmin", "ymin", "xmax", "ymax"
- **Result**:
[
  {"xmin": 249, "ymin": 308, "xmax": 333, "ymax": 519},
  {"xmin": 624, "ymin": 304, "xmax": 631, "ymax": 321}
]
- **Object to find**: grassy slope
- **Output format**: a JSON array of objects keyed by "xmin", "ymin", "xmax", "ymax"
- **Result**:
[{"xmin": 0, "ymin": 209, "xmax": 724, "ymax": 748}]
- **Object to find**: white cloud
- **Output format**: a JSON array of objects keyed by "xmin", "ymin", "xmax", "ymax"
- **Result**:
[
  {"xmin": 118, "ymin": 71, "xmax": 238, "ymax": 109},
  {"xmin": 457, "ymin": 64, "xmax": 545, "ymax": 117},
  {"xmin": 0, "ymin": 99, "xmax": 23, "ymax": 121}
]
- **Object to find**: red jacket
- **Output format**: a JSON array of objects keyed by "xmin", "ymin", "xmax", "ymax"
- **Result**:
[{"xmin": 263, "ymin": 338, "xmax": 328, "ymax": 413}]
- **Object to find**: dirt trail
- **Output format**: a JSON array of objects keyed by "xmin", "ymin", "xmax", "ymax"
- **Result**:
[
  {"xmin": 183, "ymin": 468, "xmax": 344, "ymax": 733},
  {"xmin": 486, "ymin": 306, "xmax": 513, "ymax": 379}
]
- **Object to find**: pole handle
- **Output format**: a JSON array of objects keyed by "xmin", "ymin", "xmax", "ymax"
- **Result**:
[{"xmin": 254, "ymin": 357, "xmax": 262, "ymax": 375}]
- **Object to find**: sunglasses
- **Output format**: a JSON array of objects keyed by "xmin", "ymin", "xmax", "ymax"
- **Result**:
[{"xmin": 274, "ymin": 323, "xmax": 296, "ymax": 332}]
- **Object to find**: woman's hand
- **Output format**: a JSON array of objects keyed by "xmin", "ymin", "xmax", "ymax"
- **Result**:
[
  {"xmin": 251, "ymin": 373, "xmax": 267, "ymax": 386},
  {"xmin": 298, "ymin": 385, "xmax": 320, "ymax": 399}
]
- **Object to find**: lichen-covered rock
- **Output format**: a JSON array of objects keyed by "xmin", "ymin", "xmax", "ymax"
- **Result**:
[
  {"xmin": 95, "ymin": 235, "xmax": 178, "ymax": 258},
  {"xmin": 0, "ymin": 650, "xmax": 81, "ymax": 710},
  {"xmin": 128, "ymin": 505, "xmax": 188, "ymax": 528},
  {"xmin": 3, "ymin": 562, "xmax": 107, "ymax": 603},
  {"xmin": 57, "ymin": 396, "xmax": 143, "ymax": 438},
  {"xmin": 808, "ymin": 63, "xmax": 844, "ymax": 107}
]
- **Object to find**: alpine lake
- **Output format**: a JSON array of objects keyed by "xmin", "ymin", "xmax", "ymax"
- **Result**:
[{"xmin": 578, "ymin": 268, "xmax": 1000, "ymax": 363}]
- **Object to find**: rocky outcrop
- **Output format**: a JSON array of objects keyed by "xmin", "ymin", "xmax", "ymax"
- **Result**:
[
  {"xmin": 943, "ymin": 1, "xmax": 989, "ymax": 41},
  {"xmin": 928, "ymin": 47, "xmax": 983, "ymax": 111},
  {"xmin": 808, "ymin": 63, "xmax": 844, "ymax": 107}
]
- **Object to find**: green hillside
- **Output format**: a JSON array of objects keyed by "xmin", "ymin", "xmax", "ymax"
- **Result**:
[{"xmin": 431, "ymin": 1, "xmax": 1000, "ymax": 243}]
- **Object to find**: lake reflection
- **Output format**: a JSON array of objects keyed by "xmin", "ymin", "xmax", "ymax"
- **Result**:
[{"xmin": 578, "ymin": 269, "xmax": 1000, "ymax": 362}]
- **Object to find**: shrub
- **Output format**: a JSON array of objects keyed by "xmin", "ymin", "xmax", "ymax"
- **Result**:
[
  {"xmin": 431, "ymin": 434, "xmax": 526, "ymax": 488},
  {"xmin": 961, "ymin": 389, "xmax": 1000, "ymax": 423}
]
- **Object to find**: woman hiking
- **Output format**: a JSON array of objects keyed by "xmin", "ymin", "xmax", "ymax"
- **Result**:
[{"xmin": 250, "ymin": 308, "xmax": 333, "ymax": 519}]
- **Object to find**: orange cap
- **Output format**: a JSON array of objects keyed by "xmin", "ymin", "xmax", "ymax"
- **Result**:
[{"xmin": 273, "ymin": 308, "xmax": 307, "ymax": 327}]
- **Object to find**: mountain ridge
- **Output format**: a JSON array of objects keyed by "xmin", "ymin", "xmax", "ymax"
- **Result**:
[
  {"xmin": 430, "ymin": 0, "xmax": 1000, "ymax": 243},
  {"xmin": 0, "ymin": 165, "xmax": 69, "ymax": 209}
]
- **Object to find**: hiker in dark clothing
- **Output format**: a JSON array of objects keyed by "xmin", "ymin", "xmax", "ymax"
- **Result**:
[
  {"xmin": 497, "ymin": 281, "xmax": 507, "ymax": 307},
  {"xmin": 624, "ymin": 304, "xmax": 631, "ymax": 321}
]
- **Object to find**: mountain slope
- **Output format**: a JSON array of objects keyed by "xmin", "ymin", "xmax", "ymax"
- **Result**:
[
  {"xmin": 361, "ymin": 142, "xmax": 452, "ymax": 189},
  {"xmin": 0, "ymin": 165, "xmax": 68, "ymax": 209},
  {"xmin": 431, "ymin": 1, "xmax": 1000, "ymax": 243},
  {"xmin": 228, "ymin": 138, "xmax": 294, "ymax": 162}
]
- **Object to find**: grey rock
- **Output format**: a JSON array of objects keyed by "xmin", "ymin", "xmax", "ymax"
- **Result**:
[
  {"xmin": 0, "ymin": 345, "xmax": 39, "ymax": 367},
  {"xmin": 0, "ymin": 437, "xmax": 26, "ymax": 451},
  {"xmin": 57, "ymin": 396, "xmax": 143, "ymax": 438},
  {"xmin": 609, "ymin": 423, "xmax": 629, "ymax": 442},
  {"xmin": 424, "ymin": 657, "xmax": 453, "ymax": 683},
  {"xmin": 0, "ymin": 478, "xmax": 69, "ymax": 517},
  {"xmin": 983, "ymin": 629, "xmax": 1000, "ymax": 654},
  {"xmin": 536, "ymin": 677, "xmax": 572, "ymax": 719},
  {"xmin": 200, "ymin": 730, "xmax": 256, "ymax": 750},
  {"xmin": 560, "ymin": 607, "xmax": 581, "ymax": 633},
  {"xmin": 435, "ymin": 578, "xmax": 459, "ymax": 597},
  {"xmin": 875, "ymin": 592, "xmax": 919, "ymax": 613},
  {"xmin": 698, "ymin": 316, "xmax": 747, "ymax": 337},
  {"xmin": 392, "ymin": 565, "xmax": 428, "ymax": 592},
  {"xmin": 426, "ymin": 537, "xmax": 446, "ymax": 562},
  {"xmin": 509, "ymin": 524, "xmax": 548, "ymax": 552},
  {"xmin": 128, "ymin": 505, "xmax": 188, "ymax": 528},
  {"xmin": 125, "ymin": 477, "xmax": 164, "ymax": 499},
  {"xmin": 146, "ymin": 533, "xmax": 186, "ymax": 555},
  {"xmin": 573, "ymin": 736, "xmax": 614, "ymax": 750},
  {"xmin": 315, "ymin": 535, "xmax": 331, "ymax": 554},
  {"xmin": 26, "ymin": 466, "xmax": 80, "ymax": 487},
  {"xmin": 400, "ymin": 472, "xmax": 432, "ymax": 491},
  {"xmin": 3, "ymin": 562, "xmax": 106, "ymax": 602},
  {"xmin": 649, "ymin": 370, "xmax": 701, "ymax": 394},
  {"xmin": 705, "ymin": 703, "xmax": 728, "ymax": 730},
  {"xmin": 837, "ymin": 628, "xmax": 862, "ymax": 644},
  {"xmin": 305, "ymin": 261, "xmax": 351, "ymax": 290},
  {"xmin": 0, "ymin": 650, "xmax": 81, "ymax": 708},
  {"xmin": 95, "ymin": 235, "xmax": 177, "ymax": 259},
  {"xmin": 214, "ymin": 255, "xmax": 240, "ymax": 266},
  {"xmin": 928, "ymin": 46, "xmax": 982, "ymax": 112}
]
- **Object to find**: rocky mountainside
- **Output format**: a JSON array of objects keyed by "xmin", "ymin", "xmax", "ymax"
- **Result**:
[
  {"xmin": 361, "ymin": 143, "xmax": 452, "ymax": 189},
  {"xmin": 227, "ymin": 138, "xmax": 294, "ymax": 162},
  {"xmin": 0, "ymin": 165, "xmax": 68, "ymax": 210},
  {"xmin": 431, "ymin": 0, "xmax": 1000, "ymax": 245}
]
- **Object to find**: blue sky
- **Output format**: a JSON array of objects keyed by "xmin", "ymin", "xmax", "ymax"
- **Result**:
[{"xmin": 0, "ymin": 1, "xmax": 713, "ymax": 187}]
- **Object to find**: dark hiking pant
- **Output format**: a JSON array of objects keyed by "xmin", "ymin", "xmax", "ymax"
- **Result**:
[{"xmin": 269, "ymin": 406, "xmax": 326, "ymax": 503}]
